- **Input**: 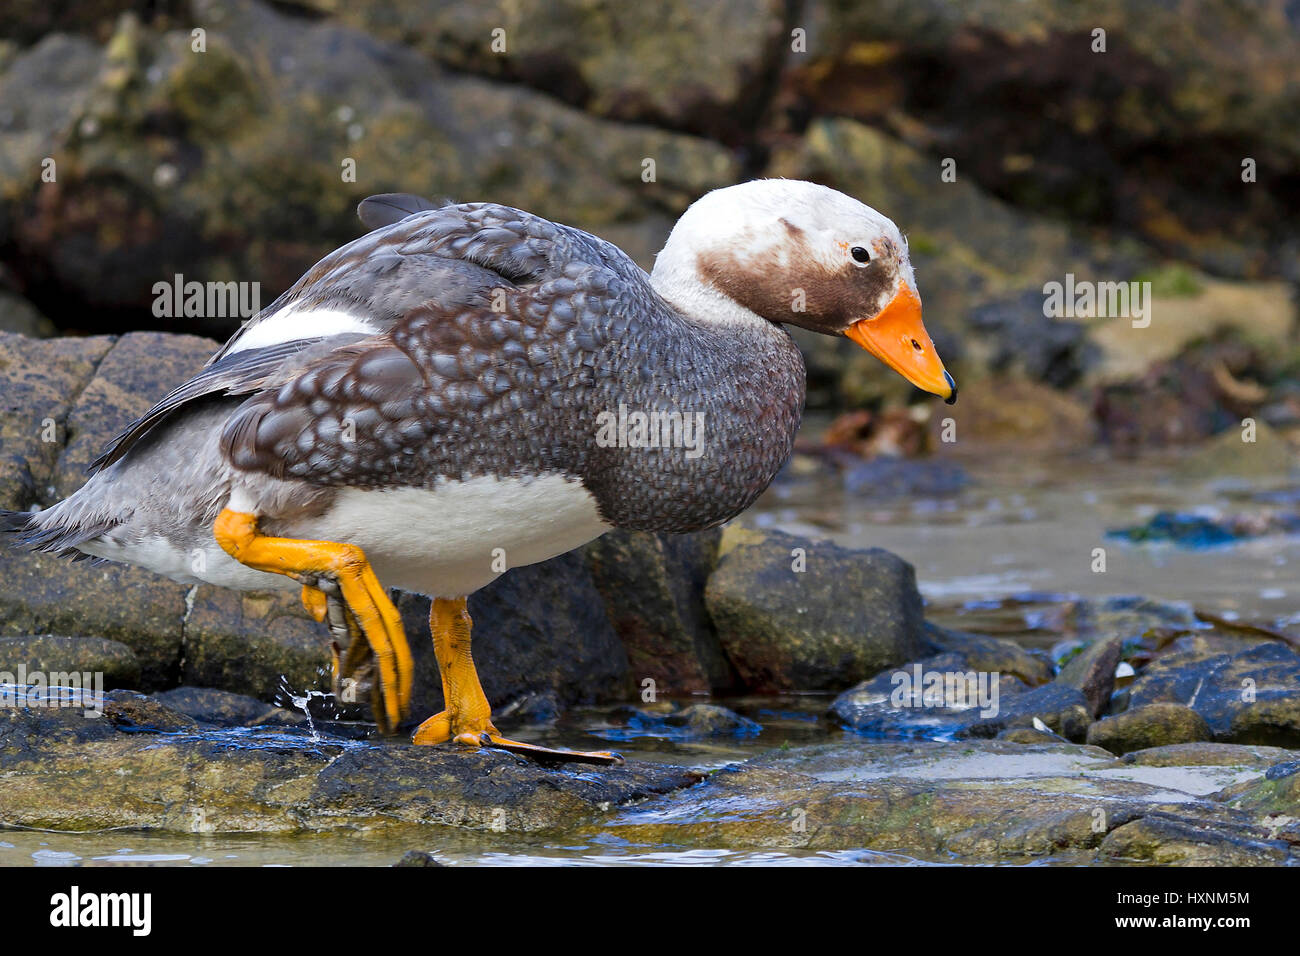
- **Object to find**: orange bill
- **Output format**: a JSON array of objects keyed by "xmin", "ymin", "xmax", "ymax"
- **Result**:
[{"xmin": 844, "ymin": 281, "xmax": 956, "ymax": 404}]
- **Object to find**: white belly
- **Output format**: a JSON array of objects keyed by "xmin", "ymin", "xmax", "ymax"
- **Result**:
[{"xmin": 279, "ymin": 475, "xmax": 613, "ymax": 597}]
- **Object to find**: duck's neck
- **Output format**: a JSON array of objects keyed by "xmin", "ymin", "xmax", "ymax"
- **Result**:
[
  {"xmin": 649, "ymin": 237, "xmax": 774, "ymax": 330},
  {"xmin": 650, "ymin": 268, "xmax": 769, "ymax": 331},
  {"xmin": 583, "ymin": 270, "xmax": 806, "ymax": 534}
]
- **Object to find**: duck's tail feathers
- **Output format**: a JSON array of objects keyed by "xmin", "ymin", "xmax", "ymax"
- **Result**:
[
  {"xmin": 0, "ymin": 507, "xmax": 110, "ymax": 561},
  {"xmin": 0, "ymin": 509, "xmax": 28, "ymax": 534}
]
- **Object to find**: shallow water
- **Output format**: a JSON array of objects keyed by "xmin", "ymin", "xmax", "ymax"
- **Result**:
[
  {"xmin": 3, "ymin": 830, "xmax": 958, "ymax": 867},
  {"xmin": 756, "ymin": 447, "xmax": 1300, "ymax": 637},
  {"xmin": 3, "ymin": 448, "xmax": 1295, "ymax": 866}
]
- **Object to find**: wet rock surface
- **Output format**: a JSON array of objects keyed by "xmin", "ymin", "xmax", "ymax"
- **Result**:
[
  {"xmin": 0, "ymin": 684, "xmax": 1295, "ymax": 865},
  {"xmin": 1085, "ymin": 703, "xmax": 1214, "ymax": 755},
  {"xmin": 594, "ymin": 739, "xmax": 1299, "ymax": 865},
  {"xmin": 1127, "ymin": 642, "xmax": 1300, "ymax": 747},
  {"xmin": 1056, "ymin": 636, "xmax": 1123, "ymax": 718},
  {"xmin": 598, "ymin": 703, "xmax": 762, "ymax": 742},
  {"xmin": 830, "ymin": 663, "xmax": 1089, "ymax": 741},
  {"xmin": 0, "ymin": 695, "xmax": 704, "ymax": 833},
  {"xmin": 921, "ymin": 622, "xmax": 1054, "ymax": 686},
  {"xmin": 582, "ymin": 527, "xmax": 731, "ymax": 695},
  {"xmin": 155, "ymin": 686, "xmax": 307, "ymax": 728},
  {"xmin": 705, "ymin": 526, "xmax": 926, "ymax": 692}
]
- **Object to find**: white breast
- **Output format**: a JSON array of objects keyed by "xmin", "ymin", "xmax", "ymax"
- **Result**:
[{"xmin": 278, "ymin": 474, "xmax": 613, "ymax": 598}]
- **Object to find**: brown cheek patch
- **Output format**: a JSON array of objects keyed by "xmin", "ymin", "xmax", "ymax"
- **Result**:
[{"xmin": 697, "ymin": 233, "xmax": 899, "ymax": 334}]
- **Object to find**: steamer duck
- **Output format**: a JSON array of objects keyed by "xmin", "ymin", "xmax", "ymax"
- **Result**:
[{"xmin": 7, "ymin": 180, "xmax": 955, "ymax": 763}]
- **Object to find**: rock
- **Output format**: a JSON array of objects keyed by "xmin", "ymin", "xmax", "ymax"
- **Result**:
[
  {"xmin": 1056, "ymin": 636, "xmax": 1122, "ymax": 718},
  {"xmin": 396, "ymin": 549, "xmax": 630, "ymax": 722},
  {"xmin": 997, "ymin": 726, "xmax": 1067, "ymax": 745},
  {"xmin": 0, "ymin": 332, "xmax": 114, "ymax": 510},
  {"xmin": 922, "ymin": 622, "xmax": 1054, "ymax": 686},
  {"xmin": 394, "ymin": 849, "xmax": 445, "ymax": 867},
  {"xmin": 1088, "ymin": 281, "xmax": 1295, "ymax": 388},
  {"xmin": 0, "ymin": 0, "xmax": 737, "ymax": 337},
  {"xmin": 582, "ymin": 527, "xmax": 732, "ymax": 696},
  {"xmin": 788, "ymin": 1, "xmax": 1300, "ymax": 278},
  {"xmin": 1093, "ymin": 331, "xmax": 1296, "ymax": 450},
  {"xmin": 704, "ymin": 526, "xmax": 926, "ymax": 692},
  {"xmin": 1108, "ymin": 512, "xmax": 1271, "ymax": 548},
  {"xmin": 925, "ymin": 376, "xmax": 1096, "ymax": 451},
  {"xmin": 321, "ymin": 0, "xmax": 788, "ymax": 141},
  {"xmin": 53, "ymin": 332, "xmax": 216, "ymax": 498},
  {"xmin": 1127, "ymin": 642, "xmax": 1300, "ymax": 747},
  {"xmin": 181, "ymin": 585, "xmax": 331, "ymax": 704},
  {"xmin": 0, "ymin": 634, "xmax": 139, "ymax": 687},
  {"xmin": 841, "ymin": 457, "xmax": 970, "ymax": 499},
  {"xmin": 1115, "ymin": 742, "xmax": 1299, "ymax": 771},
  {"xmin": 0, "ymin": 32, "xmax": 103, "ymax": 191},
  {"xmin": 1147, "ymin": 511, "xmax": 1300, "ymax": 546},
  {"xmin": 0, "ymin": 549, "xmax": 188, "ymax": 688},
  {"xmin": 492, "ymin": 690, "xmax": 562, "ymax": 728},
  {"xmin": 0, "ymin": 0, "xmax": 156, "ymax": 47},
  {"xmin": 0, "ymin": 331, "xmax": 221, "ymax": 690},
  {"xmin": 830, "ymin": 656, "xmax": 1089, "ymax": 741},
  {"xmin": 0, "ymin": 695, "xmax": 703, "ymax": 832},
  {"xmin": 1174, "ymin": 420, "xmax": 1296, "ymax": 481},
  {"xmin": 601, "ymin": 703, "xmax": 762, "ymax": 741},
  {"xmin": 0, "ymin": 292, "xmax": 56, "ymax": 338},
  {"xmin": 102, "ymin": 689, "xmax": 199, "ymax": 733},
  {"xmin": 594, "ymin": 739, "xmax": 1293, "ymax": 863},
  {"xmin": 155, "ymin": 686, "xmax": 308, "ymax": 728},
  {"xmin": 1158, "ymin": 630, "xmax": 1278, "ymax": 663},
  {"xmin": 963, "ymin": 291, "xmax": 1098, "ymax": 388},
  {"xmin": 1068, "ymin": 594, "xmax": 1201, "ymax": 643},
  {"xmin": 1086, "ymin": 703, "xmax": 1214, "ymax": 755},
  {"xmin": 1099, "ymin": 811, "xmax": 1294, "ymax": 866},
  {"xmin": 1218, "ymin": 760, "xmax": 1300, "ymax": 825}
]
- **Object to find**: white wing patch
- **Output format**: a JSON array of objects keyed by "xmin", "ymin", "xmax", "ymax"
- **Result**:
[{"xmin": 224, "ymin": 306, "xmax": 377, "ymax": 355}]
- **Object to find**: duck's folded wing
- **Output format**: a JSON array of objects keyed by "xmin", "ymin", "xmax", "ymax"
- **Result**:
[
  {"xmin": 218, "ymin": 341, "xmax": 435, "ymax": 485},
  {"xmin": 94, "ymin": 198, "xmax": 656, "ymax": 480},
  {"xmin": 209, "ymin": 197, "xmax": 651, "ymax": 364},
  {"xmin": 89, "ymin": 336, "xmax": 373, "ymax": 473}
]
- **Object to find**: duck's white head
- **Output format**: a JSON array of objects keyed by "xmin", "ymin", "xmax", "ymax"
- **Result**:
[{"xmin": 651, "ymin": 178, "xmax": 955, "ymax": 404}]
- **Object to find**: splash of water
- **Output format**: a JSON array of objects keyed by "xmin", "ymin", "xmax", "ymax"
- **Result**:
[{"xmin": 276, "ymin": 677, "xmax": 331, "ymax": 744}]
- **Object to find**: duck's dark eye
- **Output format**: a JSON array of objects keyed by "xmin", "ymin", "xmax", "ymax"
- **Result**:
[{"xmin": 851, "ymin": 246, "xmax": 871, "ymax": 263}]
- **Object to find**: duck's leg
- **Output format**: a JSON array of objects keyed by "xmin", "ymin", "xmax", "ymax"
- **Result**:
[
  {"xmin": 305, "ymin": 585, "xmax": 389, "ymax": 724},
  {"xmin": 213, "ymin": 509, "xmax": 413, "ymax": 732},
  {"xmin": 413, "ymin": 597, "xmax": 623, "ymax": 766}
]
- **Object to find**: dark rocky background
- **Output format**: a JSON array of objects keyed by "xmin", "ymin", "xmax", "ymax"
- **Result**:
[{"xmin": 1, "ymin": 0, "xmax": 1296, "ymax": 433}]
